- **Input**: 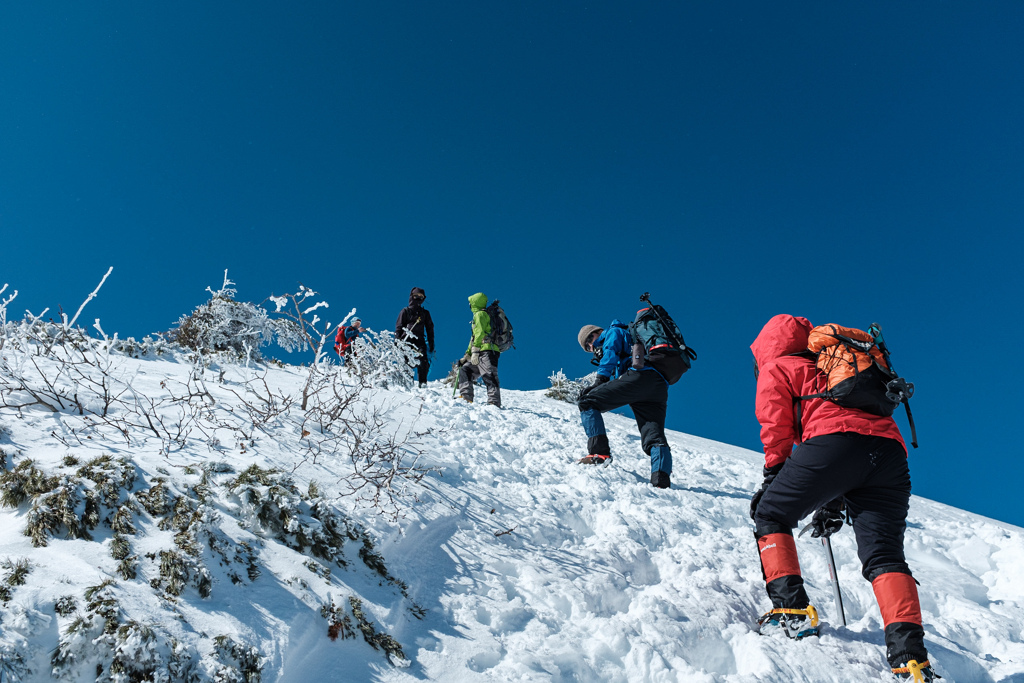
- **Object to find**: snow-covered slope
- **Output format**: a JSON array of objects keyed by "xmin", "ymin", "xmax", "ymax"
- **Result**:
[{"xmin": 2, "ymin": 355, "xmax": 1022, "ymax": 682}]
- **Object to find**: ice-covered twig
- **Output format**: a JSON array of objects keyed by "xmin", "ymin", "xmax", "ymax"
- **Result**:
[
  {"xmin": 302, "ymin": 301, "xmax": 329, "ymax": 316},
  {"xmin": 67, "ymin": 267, "xmax": 113, "ymax": 331}
]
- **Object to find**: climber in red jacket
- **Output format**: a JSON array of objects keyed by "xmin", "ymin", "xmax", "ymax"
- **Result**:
[{"xmin": 749, "ymin": 314, "xmax": 935, "ymax": 682}]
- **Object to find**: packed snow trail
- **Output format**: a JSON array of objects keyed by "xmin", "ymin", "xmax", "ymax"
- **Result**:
[{"xmin": 376, "ymin": 384, "xmax": 1024, "ymax": 682}]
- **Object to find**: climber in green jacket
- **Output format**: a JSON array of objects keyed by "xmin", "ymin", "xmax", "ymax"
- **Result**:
[{"xmin": 457, "ymin": 292, "xmax": 501, "ymax": 407}]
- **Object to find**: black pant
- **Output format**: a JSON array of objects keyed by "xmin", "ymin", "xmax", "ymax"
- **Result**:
[
  {"xmin": 755, "ymin": 433, "xmax": 911, "ymax": 582},
  {"xmin": 412, "ymin": 344, "xmax": 430, "ymax": 384},
  {"xmin": 754, "ymin": 433, "xmax": 925, "ymax": 665},
  {"xmin": 578, "ymin": 369, "xmax": 669, "ymax": 457}
]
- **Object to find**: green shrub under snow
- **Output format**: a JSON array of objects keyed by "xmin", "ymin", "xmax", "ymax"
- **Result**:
[{"xmin": 0, "ymin": 456, "xmax": 418, "ymax": 680}]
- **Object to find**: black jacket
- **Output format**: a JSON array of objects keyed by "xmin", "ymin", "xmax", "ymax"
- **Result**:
[{"xmin": 395, "ymin": 288, "xmax": 434, "ymax": 351}]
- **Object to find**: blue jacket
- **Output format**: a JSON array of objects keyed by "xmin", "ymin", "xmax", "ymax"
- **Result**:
[{"xmin": 594, "ymin": 320, "xmax": 633, "ymax": 380}]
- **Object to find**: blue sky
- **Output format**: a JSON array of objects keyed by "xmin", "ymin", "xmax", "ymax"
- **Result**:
[{"xmin": 2, "ymin": 3, "xmax": 1022, "ymax": 526}]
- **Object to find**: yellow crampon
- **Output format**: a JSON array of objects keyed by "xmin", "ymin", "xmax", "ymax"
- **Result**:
[
  {"xmin": 757, "ymin": 604, "xmax": 820, "ymax": 628},
  {"xmin": 892, "ymin": 660, "xmax": 932, "ymax": 682}
]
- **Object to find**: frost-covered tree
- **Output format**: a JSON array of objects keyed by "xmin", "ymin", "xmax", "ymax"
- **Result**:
[{"xmin": 170, "ymin": 272, "xmax": 304, "ymax": 361}]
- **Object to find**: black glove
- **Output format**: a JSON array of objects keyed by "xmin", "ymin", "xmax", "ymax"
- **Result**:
[
  {"xmin": 578, "ymin": 374, "xmax": 609, "ymax": 402},
  {"xmin": 809, "ymin": 498, "xmax": 846, "ymax": 538},
  {"xmin": 749, "ymin": 463, "xmax": 784, "ymax": 520}
]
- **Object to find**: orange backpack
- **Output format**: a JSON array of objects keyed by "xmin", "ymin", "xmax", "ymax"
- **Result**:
[{"xmin": 797, "ymin": 323, "xmax": 917, "ymax": 447}]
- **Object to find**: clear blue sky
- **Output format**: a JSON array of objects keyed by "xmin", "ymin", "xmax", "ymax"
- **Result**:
[{"xmin": 3, "ymin": 3, "xmax": 1022, "ymax": 526}]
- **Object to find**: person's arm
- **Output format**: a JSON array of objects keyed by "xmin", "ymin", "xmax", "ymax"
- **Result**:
[
  {"xmin": 594, "ymin": 331, "xmax": 624, "ymax": 379},
  {"xmin": 755, "ymin": 361, "xmax": 799, "ymax": 468},
  {"xmin": 471, "ymin": 311, "xmax": 491, "ymax": 350},
  {"xmin": 425, "ymin": 310, "xmax": 435, "ymax": 352},
  {"xmin": 395, "ymin": 308, "xmax": 407, "ymax": 339}
]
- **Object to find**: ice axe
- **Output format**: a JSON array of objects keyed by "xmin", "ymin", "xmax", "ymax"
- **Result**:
[
  {"xmin": 821, "ymin": 536, "xmax": 846, "ymax": 627},
  {"xmin": 800, "ymin": 519, "xmax": 847, "ymax": 627}
]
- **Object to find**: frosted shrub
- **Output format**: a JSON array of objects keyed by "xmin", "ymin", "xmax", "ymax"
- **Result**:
[
  {"xmin": 343, "ymin": 328, "xmax": 421, "ymax": 390},
  {"xmin": 51, "ymin": 581, "xmax": 202, "ymax": 682},
  {"xmin": 0, "ymin": 643, "xmax": 29, "ymax": 683},
  {"xmin": 226, "ymin": 465, "xmax": 354, "ymax": 569},
  {"xmin": 1, "ymin": 456, "xmax": 134, "ymax": 548},
  {"xmin": 545, "ymin": 370, "xmax": 598, "ymax": 404},
  {"xmin": 349, "ymin": 596, "xmax": 407, "ymax": 664},
  {"xmin": 169, "ymin": 272, "xmax": 303, "ymax": 361},
  {"xmin": 211, "ymin": 636, "xmax": 263, "ymax": 683},
  {"xmin": 102, "ymin": 334, "xmax": 173, "ymax": 359},
  {"xmin": 0, "ymin": 558, "xmax": 31, "ymax": 603}
]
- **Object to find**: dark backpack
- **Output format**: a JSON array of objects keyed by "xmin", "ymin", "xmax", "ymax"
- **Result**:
[
  {"xmin": 629, "ymin": 293, "xmax": 696, "ymax": 385},
  {"xmin": 796, "ymin": 323, "xmax": 917, "ymax": 447},
  {"xmin": 485, "ymin": 300, "xmax": 514, "ymax": 352}
]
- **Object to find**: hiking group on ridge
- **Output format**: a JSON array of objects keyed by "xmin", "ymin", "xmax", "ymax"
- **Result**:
[{"xmin": 336, "ymin": 287, "xmax": 933, "ymax": 681}]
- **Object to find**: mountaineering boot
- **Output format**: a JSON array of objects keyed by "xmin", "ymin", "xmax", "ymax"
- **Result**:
[
  {"xmin": 649, "ymin": 446, "xmax": 672, "ymax": 486},
  {"xmin": 757, "ymin": 605, "xmax": 820, "ymax": 639},
  {"xmin": 578, "ymin": 454, "xmax": 612, "ymax": 466},
  {"xmin": 891, "ymin": 660, "xmax": 939, "ymax": 682}
]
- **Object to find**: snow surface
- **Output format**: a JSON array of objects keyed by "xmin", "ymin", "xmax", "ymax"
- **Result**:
[{"xmin": 2, "ymin": 355, "xmax": 1023, "ymax": 682}]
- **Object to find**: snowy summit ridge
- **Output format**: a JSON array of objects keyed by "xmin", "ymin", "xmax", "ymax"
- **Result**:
[{"xmin": 1, "ymin": 346, "xmax": 1022, "ymax": 681}]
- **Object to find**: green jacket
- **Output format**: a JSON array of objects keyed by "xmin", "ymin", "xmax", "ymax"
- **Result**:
[{"xmin": 466, "ymin": 292, "xmax": 499, "ymax": 353}]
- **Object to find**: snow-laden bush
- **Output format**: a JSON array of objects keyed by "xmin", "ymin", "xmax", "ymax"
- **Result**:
[
  {"xmin": 0, "ymin": 642, "xmax": 29, "ymax": 683},
  {"xmin": 0, "ymin": 456, "xmax": 134, "ymax": 548},
  {"xmin": 343, "ymin": 328, "xmax": 421, "ymax": 390},
  {"xmin": 545, "ymin": 370, "xmax": 599, "ymax": 404},
  {"xmin": 169, "ymin": 272, "xmax": 304, "ymax": 361},
  {"xmin": 298, "ymin": 365, "xmax": 431, "ymax": 520},
  {"xmin": 51, "ymin": 580, "xmax": 204, "ymax": 682},
  {"xmin": 102, "ymin": 334, "xmax": 173, "ymax": 359}
]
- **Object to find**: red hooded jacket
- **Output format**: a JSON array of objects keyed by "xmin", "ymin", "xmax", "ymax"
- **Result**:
[{"xmin": 751, "ymin": 314, "xmax": 906, "ymax": 468}]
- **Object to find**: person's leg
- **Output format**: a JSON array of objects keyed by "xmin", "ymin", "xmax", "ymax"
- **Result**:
[
  {"xmin": 844, "ymin": 437, "xmax": 928, "ymax": 670},
  {"xmin": 416, "ymin": 346, "xmax": 430, "ymax": 385},
  {"xmin": 754, "ymin": 433, "xmax": 872, "ymax": 609},
  {"xmin": 577, "ymin": 371, "xmax": 646, "ymax": 457},
  {"xmin": 480, "ymin": 351, "xmax": 501, "ymax": 406},
  {"xmin": 458, "ymin": 361, "xmax": 479, "ymax": 402},
  {"xmin": 627, "ymin": 372, "xmax": 671, "ymax": 486}
]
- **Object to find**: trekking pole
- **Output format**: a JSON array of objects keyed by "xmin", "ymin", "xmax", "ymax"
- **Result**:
[
  {"xmin": 822, "ymin": 536, "xmax": 847, "ymax": 627},
  {"xmin": 869, "ymin": 323, "xmax": 918, "ymax": 448}
]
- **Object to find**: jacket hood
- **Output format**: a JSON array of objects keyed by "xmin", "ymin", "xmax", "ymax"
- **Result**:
[
  {"xmin": 409, "ymin": 287, "xmax": 426, "ymax": 306},
  {"xmin": 468, "ymin": 292, "xmax": 488, "ymax": 311},
  {"xmin": 750, "ymin": 314, "xmax": 813, "ymax": 368},
  {"xmin": 595, "ymin": 320, "xmax": 628, "ymax": 345}
]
